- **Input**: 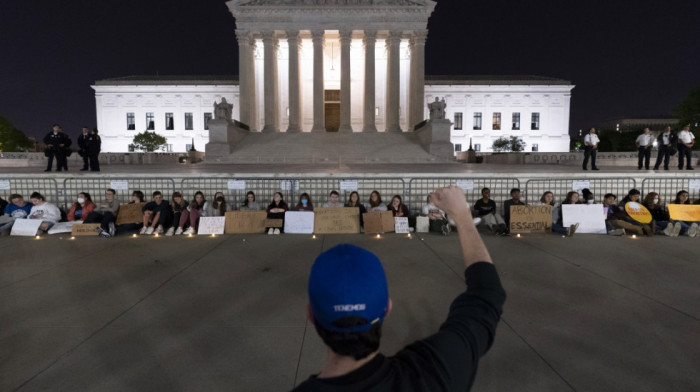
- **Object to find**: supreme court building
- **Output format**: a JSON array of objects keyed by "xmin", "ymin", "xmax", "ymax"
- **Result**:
[{"xmin": 92, "ymin": 0, "xmax": 575, "ymax": 153}]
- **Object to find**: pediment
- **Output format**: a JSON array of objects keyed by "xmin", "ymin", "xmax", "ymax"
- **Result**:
[{"xmin": 231, "ymin": 0, "xmax": 431, "ymax": 6}]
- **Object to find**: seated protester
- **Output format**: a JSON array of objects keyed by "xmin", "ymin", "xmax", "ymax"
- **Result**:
[
  {"xmin": 365, "ymin": 190, "xmax": 387, "ymax": 212},
  {"xmin": 642, "ymin": 192, "xmax": 682, "ymax": 237},
  {"xmin": 322, "ymin": 190, "xmax": 343, "ymax": 208},
  {"xmin": 207, "ymin": 192, "xmax": 231, "ymax": 217},
  {"xmin": 387, "ymin": 195, "xmax": 409, "ymax": 218},
  {"xmin": 27, "ymin": 192, "xmax": 61, "ymax": 233},
  {"xmin": 116, "ymin": 190, "xmax": 145, "ymax": 234},
  {"xmin": 617, "ymin": 188, "xmax": 653, "ymax": 236},
  {"xmin": 581, "ymin": 188, "xmax": 595, "ymax": 204},
  {"xmin": 266, "ymin": 192, "xmax": 288, "ymax": 234},
  {"xmin": 503, "ymin": 188, "xmax": 525, "ymax": 235},
  {"xmin": 84, "ymin": 188, "xmax": 120, "ymax": 238},
  {"xmin": 140, "ymin": 191, "xmax": 172, "ymax": 235},
  {"xmin": 240, "ymin": 191, "xmax": 261, "ymax": 210},
  {"xmin": 345, "ymin": 191, "xmax": 367, "ymax": 227},
  {"xmin": 669, "ymin": 190, "xmax": 699, "ymax": 237},
  {"xmin": 422, "ymin": 193, "xmax": 451, "ymax": 235},
  {"xmin": 473, "ymin": 187, "xmax": 506, "ymax": 235},
  {"xmin": 602, "ymin": 193, "xmax": 626, "ymax": 236},
  {"xmin": 294, "ymin": 192, "xmax": 315, "ymax": 212},
  {"xmin": 166, "ymin": 192, "xmax": 189, "ymax": 236},
  {"xmin": 558, "ymin": 191, "xmax": 581, "ymax": 236},
  {"xmin": 67, "ymin": 192, "xmax": 96, "ymax": 222},
  {"xmin": 0, "ymin": 193, "xmax": 33, "ymax": 235},
  {"xmin": 539, "ymin": 191, "xmax": 567, "ymax": 236},
  {"xmin": 178, "ymin": 191, "xmax": 208, "ymax": 235}
]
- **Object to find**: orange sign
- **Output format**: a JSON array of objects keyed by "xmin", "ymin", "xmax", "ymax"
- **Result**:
[
  {"xmin": 668, "ymin": 204, "xmax": 700, "ymax": 222},
  {"xmin": 624, "ymin": 202, "xmax": 652, "ymax": 224}
]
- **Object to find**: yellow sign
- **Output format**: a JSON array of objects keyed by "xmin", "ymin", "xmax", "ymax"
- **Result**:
[
  {"xmin": 668, "ymin": 204, "xmax": 700, "ymax": 221},
  {"xmin": 624, "ymin": 202, "xmax": 652, "ymax": 224}
]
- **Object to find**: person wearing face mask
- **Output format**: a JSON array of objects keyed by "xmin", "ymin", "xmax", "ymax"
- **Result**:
[
  {"xmin": 642, "ymin": 192, "xmax": 681, "ymax": 236},
  {"xmin": 207, "ymin": 192, "xmax": 231, "ymax": 217},
  {"xmin": 67, "ymin": 192, "xmax": 96, "ymax": 222},
  {"xmin": 241, "ymin": 191, "xmax": 261, "ymax": 210},
  {"xmin": 294, "ymin": 193, "xmax": 315, "ymax": 211},
  {"xmin": 581, "ymin": 188, "xmax": 595, "ymax": 204}
]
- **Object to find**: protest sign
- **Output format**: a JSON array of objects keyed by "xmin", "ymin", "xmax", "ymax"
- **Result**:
[
  {"xmin": 110, "ymin": 180, "xmax": 129, "ymax": 191},
  {"xmin": 197, "ymin": 217, "xmax": 226, "ymax": 235},
  {"xmin": 668, "ymin": 204, "xmax": 700, "ymax": 221},
  {"xmin": 314, "ymin": 207, "xmax": 360, "ymax": 234},
  {"xmin": 116, "ymin": 202, "xmax": 145, "ymax": 225},
  {"xmin": 284, "ymin": 211, "xmax": 315, "ymax": 234},
  {"xmin": 10, "ymin": 219, "xmax": 42, "ymax": 236},
  {"xmin": 572, "ymin": 181, "xmax": 590, "ymax": 191},
  {"xmin": 363, "ymin": 211, "xmax": 395, "ymax": 234},
  {"xmin": 0, "ymin": 180, "xmax": 10, "ymax": 190},
  {"xmin": 265, "ymin": 219, "xmax": 284, "ymax": 228},
  {"xmin": 72, "ymin": 223, "xmax": 100, "ymax": 236},
  {"xmin": 415, "ymin": 216, "xmax": 429, "ymax": 233},
  {"xmin": 395, "ymin": 217, "xmax": 410, "ymax": 233},
  {"xmin": 456, "ymin": 180, "xmax": 474, "ymax": 191},
  {"xmin": 227, "ymin": 180, "xmax": 246, "ymax": 190},
  {"xmin": 47, "ymin": 221, "xmax": 80, "ymax": 235},
  {"xmin": 624, "ymin": 202, "xmax": 652, "ymax": 224},
  {"xmin": 562, "ymin": 204, "xmax": 606, "ymax": 234},
  {"xmin": 509, "ymin": 205, "xmax": 552, "ymax": 234},
  {"xmin": 340, "ymin": 180, "xmax": 358, "ymax": 191},
  {"xmin": 224, "ymin": 210, "xmax": 267, "ymax": 234}
]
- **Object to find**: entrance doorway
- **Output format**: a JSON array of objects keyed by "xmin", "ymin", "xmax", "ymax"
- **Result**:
[{"xmin": 324, "ymin": 90, "xmax": 340, "ymax": 132}]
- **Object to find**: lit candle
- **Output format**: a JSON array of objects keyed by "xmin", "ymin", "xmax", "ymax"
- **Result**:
[
  {"xmin": 154, "ymin": 233, "xmax": 159, "ymax": 237},
  {"xmin": 312, "ymin": 235, "xmax": 316, "ymax": 239},
  {"xmin": 211, "ymin": 234, "xmax": 216, "ymax": 238},
  {"xmin": 35, "ymin": 235, "xmax": 40, "ymax": 239},
  {"xmin": 70, "ymin": 236, "xmax": 75, "ymax": 240},
  {"xmin": 631, "ymin": 234, "xmax": 637, "ymax": 239},
  {"xmin": 188, "ymin": 233, "xmax": 193, "ymax": 237},
  {"xmin": 516, "ymin": 233, "xmax": 521, "ymax": 238},
  {"xmin": 376, "ymin": 234, "xmax": 381, "ymax": 239},
  {"xmin": 407, "ymin": 234, "xmax": 412, "ymax": 238},
  {"xmin": 132, "ymin": 234, "xmax": 137, "ymax": 238}
]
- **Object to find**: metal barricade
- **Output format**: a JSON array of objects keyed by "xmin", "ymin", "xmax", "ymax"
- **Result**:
[
  {"xmin": 407, "ymin": 178, "xmax": 520, "ymax": 216},
  {"xmin": 293, "ymin": 178, "xmax": 406, "ymax": 208},
  {"xmin": 0, "ymin": 177, "xmax": 61, "ymax": 206},
  {"xmin": 63, "ymin": 177, "xmax": 176, "ymax": 209},
  {"xmin": 524, "ymin": 178, "xmax": 637, "ymax": 205},
  {"xmin": 641, "ymin": 177, "xmax": 700, "ymax": 205}
]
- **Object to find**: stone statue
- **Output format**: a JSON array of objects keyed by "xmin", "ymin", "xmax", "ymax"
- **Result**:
[
  {"xmin": 214, "ymin": 98, "xmax": 233, "ymax": 122},
  {"xmin": 428, "ymin": 97, "xmax": 446, "ymax": 120}
]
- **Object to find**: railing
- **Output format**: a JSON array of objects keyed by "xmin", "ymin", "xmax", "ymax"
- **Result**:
[
  {"xmin": 62, "ymin": 178, "xmax": 176, "ymax": 210},
  {"xmin": 0, "ymin": 178, "xmax": 60, "ymax": 206},
  {"xmin": 407, "ymin": 178, "xmax": 520, "ymax": 216},
  {"xmin": 641, "ymin": 178, "xmax": 700, "ymax": 205},
  {"xmin": 524, "ymin": 178, "xmax": 637, "ymax": 204}
]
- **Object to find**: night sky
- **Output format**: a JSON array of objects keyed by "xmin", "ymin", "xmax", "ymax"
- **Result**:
[{"xmin": 1, "ymin": 0, "xmax": 698, "ymax": 141}]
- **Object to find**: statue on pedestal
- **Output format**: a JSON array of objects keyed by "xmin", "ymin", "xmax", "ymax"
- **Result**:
[
  {"xmin": 214, "ymin": 98, "xmax": 233, "ymax": 122},
  {"xmin": 428, "ymin": 97, "xmax": 446, "ymax": 120}
]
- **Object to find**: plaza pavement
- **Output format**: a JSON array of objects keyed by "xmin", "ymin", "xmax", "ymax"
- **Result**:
[{"xmin": 1, "ymin": 229, "xmax": 698, "ymax": 392}]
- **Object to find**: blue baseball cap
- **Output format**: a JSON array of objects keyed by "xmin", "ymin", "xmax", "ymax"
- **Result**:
[{"xmin": 309, "ymin": 244, "xmax": 389, "ymax": 333}]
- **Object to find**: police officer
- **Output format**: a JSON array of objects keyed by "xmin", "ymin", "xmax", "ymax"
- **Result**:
[
  {"xmin": 653, "ymin": 126, "xmax": 676, "ymax": 171},
  {"xmin": 635, "ymin": 127, "xmax": 654, "ymax": 170},
  {"xmin": 77, "ymin": 126, "xmax": 90, "ymax": 171},
  {"xmin": 43, "ymin": 124, "xmax": 71, "ymax": 172},
  {"xmin": 677, "ymin": 124, "xmax": 695, "ymax": 170},
  {"xmin": 87, "ymin": 128, "xmax": 101, "ymax": 172},
  {"xmin": 582, "ymin": 127, "xmax": 600, "ymax": 171}
]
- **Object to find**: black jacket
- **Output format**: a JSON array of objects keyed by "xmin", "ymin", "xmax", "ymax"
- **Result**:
[
  {"xmin": 87, "ymin": 134, "xmax": 101, "ymax": 155},
  {"xmin": 656, "ymin": 132, "xmax": 677, "ymax": 147},
  {"xmin": 43, "ymin": 131, "xmax": 72, "ymax": 152},
  {"xmin": 77, "ymin": 133, "xmax": 90, "ymax": 150}
]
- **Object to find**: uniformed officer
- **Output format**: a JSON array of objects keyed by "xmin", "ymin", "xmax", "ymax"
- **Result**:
[
  {"xmin": 77, "ymin": 126, "xmax": 90, "ymax": 171},
  {"xmin": 635, "ymin": 127, "xmax": 654, "ymax": 170},
  {"xmin": 677, "ymin": 124, "xmax": 695, "ymax": 170},
  {"xmin": 653, "ymin": 126, "xmax": 676, "ymax": 171},
  {"xmin": 43, "ymin": 124, "xmax": 71, "ymax": 172},
  {"xmin": 582, "ymin": 127, "xmax": 600, "ymax": 171}
]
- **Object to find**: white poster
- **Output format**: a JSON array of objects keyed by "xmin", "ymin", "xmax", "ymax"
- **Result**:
[
  {"xmin": 572, "ymin": 181, "xmax": 590, "ymax": 191},
  {"xmin": 456, "ymin": 180, "xmax": 474, "ymax": 191},
  {"xmin": 0, "ymin": 180, "xmax": 10, "ymax": 190},
  {"xmin": 395, "ymin": 217, "xmax": 410, "ymax": 234},
  {"xmin": 197, "ymin": 216, "xmax": 226, "ymax": 235},
  {"xmin": 227, "ymin": 180, "xmax": 246, "ymax": 190},
  {"xmin": 689, "ymin": 179, "xmax": 700, "ymax": 191},
  {"xmin": 340, "ymin": 180, "xmax": 358, "ymax": 192},
  {"xmin": 284, "ymin": 211, "xmax": 315, "ymax": 234},
  {"xmin": 415, "ymin": 216, "xmax": 429, "ymax": 233},
  {"xmin": 280, "ymin": 180, "xmax": 299, "ymax": 192},
  {"xmin": 47, "ymin": 221, "xmax": 82, "ymax": 235},
  {"xmin": 10, "ymin": 219, "xmax": 43, "ymax": 237},
  {"xmin": 110, "ymin": 180, "xmax": 129, "ymax": 191},
  {"xmin": 562, "ymin": 204, "xmax": 606, "ymax": 234}
]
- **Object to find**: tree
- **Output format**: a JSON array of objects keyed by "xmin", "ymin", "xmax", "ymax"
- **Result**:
[
  {"xmin": 0, "ymin": 116, "xmax": 34, "ymax": 152},
  {"xmin": 675, "ymin": 85, "xmax": 700, "ymax": 149},
  {"xmin": 129, "ymin": 131, "xmax": 168, "ymax": 152},
  {"xmin": 492, "ymin": 136, "xmax": 526, "ymax": 152}
]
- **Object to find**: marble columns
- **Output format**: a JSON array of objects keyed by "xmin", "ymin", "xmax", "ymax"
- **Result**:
[
  {"xmin": 362, "ymin": 31, "xmax": 377, "ymax": 133},
  {"xmin": 261, "ymin": 31, "xmax": 279, "ymax": 133},
  {"xmin": 385, "ymin": 31, "xmax": 402, "ymax": 133},
  {"xmin": 235, "ymin": 30, "xmax": 251, "ymax": 128},
  {"xmin": 311, "ymin": 30, "xmax": 326, "ymax": 133},
  {"xmin": 286, "ymin": 31, "xmax": 302, "ymax": 133},
  {"xmin": 338, "ymin": 30, "xmax": 353, "ymax": 133},
  {"xmin": 409, "ymin": 30, "xmax": 427, "ymax": 131}
]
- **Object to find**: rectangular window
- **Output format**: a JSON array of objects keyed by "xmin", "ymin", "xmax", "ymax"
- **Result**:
[
  {"xmin": 146, "ymin": 112, "xmax": 155, "ymax": 130},
  {"xmin": 204, "ymin": 113, "xmax": 212, "ymax": 130},
  {"xmin": 165, "ymin": 113, "xmax": 174, "ymax": 130},
  {"xmin": 454, "ymin": 112, "xmax": 463, "ymax": 130},
  {"xmin": 455, "ymin": 144, "xmax": 462, "ymax": 152},
  {"xmin": 184, "ymin": 113, "xmax": 193, "ymax": 130},
  {"xmin": 532, "ymin": 144, "xmax": 539, "ymax": 152},
  {"xmin": 512, "ymin": 113, "xmax": 520, "ymax": 130},
  {"xmin": 473, "ymin": 112, "xmax": 482, "ymax": 130},
  {"xmin": 474, "ymin": 143, "xmax": 481, "ymax": 152},
  {"xmin": 186, "ymin": 143, "xmax": 193, "ymax": 151},
  {"xmin": 126, "ymin": 113, "xmax": 135, "ymax": 130},
  {"xmin": 531, "ymin": 113, "xmax": 540, "ymax": 130},
  {"xmin": 492, "ymin": 113, "xmax": 501, "ymax": 130}
]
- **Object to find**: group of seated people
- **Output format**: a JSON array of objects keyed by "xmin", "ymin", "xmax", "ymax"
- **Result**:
[{"xmin": 2, "ymin": 187, "xmax": 699, "ymax": 238}]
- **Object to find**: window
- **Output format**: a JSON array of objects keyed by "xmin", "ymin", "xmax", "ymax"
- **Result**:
[
  {"xmin": 184, "ymin": 113, "xmax": 193, "ymax": 130},
  {"xmin": 146, "ymin": 112, "xmax": 155, "ymax": 130},
  {"xmin": 126, "ymin": 113, "xmax": 135, "ymax": 130},
  {"xmin": 454, "ymin": 113, "xmax": 463, "ymax": 130},
  {"xmin": 512, "ymin": 113, "xmax": 520, "ymax": 130},
  {"xmin": 531, "ymin": 113, "xmax": 540, "ymax": 130},
  {"xmin": 532, "ymin": 144, "xmax": 539, "ymax": 152},
  {"xmin": 161, "ymin": 144, "xmax": 173, "ymax": 152},
  {"xmin": 455, "ymin": 144, "xmax": 462, "ymax": 152},
  {"xmin": 204, "ymin": 113, "xmax": 212, "ymax": 130},
  {"xmin": 492, "ymin": 113, "xmax": 501, "ymax": 130},
  {"xmin": 473, "ymin": 112, "xmax": 482, "ymax": 130},
  {"xmin": 186, "ymin": 143, "xmax": 193, "ymax": 151},
  {"xmin": 474, "ymin": 143, "xmax": 481, "ymax": 152},
  {"xmin": 165, "ymin": 113, "xmax": 174, "ymax": 130}
]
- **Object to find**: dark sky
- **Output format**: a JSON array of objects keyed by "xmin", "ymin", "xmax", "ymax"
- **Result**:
[{"xmin": 1, "ymin": 0, "xmax": 698, "ymax": 141}]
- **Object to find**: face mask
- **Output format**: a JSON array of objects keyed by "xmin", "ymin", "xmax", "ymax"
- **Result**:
[
  {"xmin": 587, "ymin": 199, "xmax": 594, "ymax": 204},
  {"xmin": 216, "ymin": 197, "xmax": 224, "ymax": 202},
  {"xmin": 302, "ymin": 199, "xmax": 307, "ymax": 205},
  {"xmin": 77, "ymin": 197, "xmax": 85, "ymax": 204},
  {"xmin": 653, "ymin": 198, "xmax": 659, "ymax": 204}
]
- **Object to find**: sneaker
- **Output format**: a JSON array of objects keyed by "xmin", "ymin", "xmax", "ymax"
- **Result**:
[
  {"xmin": 565, "ymin": 227, "xmax": 571, "ymax": 237},
  {"xmin": 96, "ymin": 227, "xmax": 105, "ymax": 235},
  {"xmin": 663, "ymin": 224, "xmax": 673, "ymax": 236},
  {"xmin": 568, "ymin": 223, "xmax": 579, "ymax": 237},
  {"xmin": 139, "ymin": 226, "xmax": 149, "ymax": 235},
  {"xmin": 472, "ymin": 217, "xmax": 482, "ymax": 226},
  {"xmin": 99, "ymin": 230, "xmax": 111, "ymax": 238},
  {"xmin": 268, "ymin": 228, "xmax": 274, "ymax": 235},
  {"xmin": 273, "ymin": 228, "xmax": 280, "ymax": 235},
  {"xmin": 671, "ymin": 221, "xmax": 682, "ymax": 237},
  {"xmin": 145, "ymin": 226, "xmax": 154, "ymax": 235},
  {"xmin": 108, "ymin": 222, "xmax": 115, "ymax": 237},
  {"xmin": 442, "ymin": 223, "xmax": 451, "ymax": 236},
  {"xmin": 165, "ymin": 227, "xmax": 175, "ymax": 236},
  {"xmin": 608, "ymin": 228, "xmax": 625, "ymax": 236},
  {"xmin": 175, "ymin": 227, "xmax": 183, "ymax": 236},
  {"xmin": 155, "ymin": 225, "xmax": 164, "ymax": 235},
  {"xmin": 688, "ymin": 223, "xmax": 698, "ymax": 238},
  {"xmin": 183, "ymin": 227, "xmax": 195, "ymax": 235}
]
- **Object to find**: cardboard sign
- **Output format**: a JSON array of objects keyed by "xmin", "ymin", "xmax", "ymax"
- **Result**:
[
  {"xmin": 72, "ymin": 223, "xmax": 101, "ymax": 236},
  {"xmin": 572, "ymin": 181, "xmax": 590, "ymax": 191},
  {"xmin": 624, "ymin": 202, "xmax": 652, "ymax": 224},
  {"xmin": 10, "ymin": 219, "xmax": 42, "ymax": 236},
  {"xmin": 197, "ymin": 216, "xmax": 226, "ymax": 235},
  {"xmin": 395, "ymin": 217, "xmax": 410, "ymax": 233},
  {"xmin": 562, "ymin": 204, "xmax": 607, "ymax": 234},
  {"xmin": 284, "ymin": 211, "xmax": 315, "ymax": 234},
  {"xmin": 509, "ymin": 205, "xmax": 552, "ymax": 234},
  {"xmin": 689, "ymin": 179, "xmax": 700, "ymax": 191},
  {"xmin": 668, "ymin": 204, "xmax": 700, "ymax": 221},
  {"xmin": 224, "ymin": 210, "xmax": 267, "ymax": 234},
  {"xmin": 340, "ymin": 180, "xmax": 358, "ymax": 191},
  {"xmin": 363, "ymin": 211, "xmax": 395, "ymax": 234},
  {"xmin": 47, "ymin": 221, "xmax": 81, "ymax": 235},
  {"xmin": 265, "ymin": 219, "xmax": 284, "ymax": 228},
  {"xmin": 110, "ymin": 180, "xmax": 129, "ymax": 191},
  {"xmin": 415, "ymin": 216, "xmax": 430, "ymax": 233},
  {"xmin": 115, "ymin": 202, "xmax": 145, "ymax": 225},
  {"xmin": 227, "ymin": 180, "xmax": 246, "ymax": 190},
  {"xmin": 0, "ymin": 180, "xmax": 10, "ymax": 190},
  {"xmin": 314, "ymin": 207, "xmax": 360, "ymax": 234},
  {"xmin": 456, "ymin": 180, "xmax": 474, "ymax": 191}
]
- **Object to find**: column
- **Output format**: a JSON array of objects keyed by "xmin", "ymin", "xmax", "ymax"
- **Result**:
[
  {"xmin": 339, "ymin": 30, "xmax": 353, "ymax": 133},
  {"xmin": 311, "ymin": 30, "xmax": 326, "ymax": 132},
  {"xmin": 235, "ymin": 30, "xmax": 251, "ymax": 127},
  {"xmin": 248, "ymin": 36, "xmax": 258, "ymax": 132},
  {"xmin": 385, "ymin": 31, "xmax": 402, "ymax": 133},
  {"xmin": 362, "ymin": 30, "xmax": 377, "ymax": 133},
  {"xmin": 409, "ymin": 30, "xmax": 427, "ymax": 131},
  {"xmin": 286, "ymin": 31, "xmax": 302, "ymax": 133},
  {"xmin": 261, "ymin": 31, "xmax": 278, "ymax": 133}
]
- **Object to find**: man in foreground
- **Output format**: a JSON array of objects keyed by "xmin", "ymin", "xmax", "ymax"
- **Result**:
[{"xmin": 294, "ymin": 186, "xmax": 506, "ymax": 391}]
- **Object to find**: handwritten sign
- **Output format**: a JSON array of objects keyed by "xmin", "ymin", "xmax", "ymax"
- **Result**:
[
  {"xmin": 395, "ymin": 217, "xmax": 410, "ymax": 233},
  {"xmin": 624, "ymin": 202, "xmax": 652, "ymax": 224},
  {"xmin": 10, "ymin": 219, "xmax": 42, "ymax": 236},
  {"xmin": 0, "ymin": 180, "xmax": 10, "ymax": 190},
  {"xmin": 314, "ymin": 207, "xmax": 360, "ymax": 234},
  {"xmin": 509, "ymin": 205, "xmax": 552, "ymax": 234},
  {"xmin": 224, "ymin": 210, "xmax": 267, "ymax": 234},
  {"xmin": 415, "ymin": 216, "xmax": 430, "ymax": 233},
  {"xmin": 284, "ymin": 211, "xmax": 315, "ymax": 234},
  {"xmin": 47, "ymin": 221, "xmax": 80, "ymax": 235},
  {"xmin": 668, "ymin": 204, "xmax": 700, "ymax": 221},
  {"xmin": 72, "ymin": 223, "xmax": 101, "ymax": 236},
  {"xmin": 456, "ymin": 180, "xmax": 474, "ymax": 191},
  {"xmin": 227, "ymin": 180, "xmax": 246, "ymax": 190},
  {"xmin": 110, "ymin": 180, "xmax": 129, "ymax": 191},
  {"xmin": 115, "ymin": 202, "xmax": 145, "ymax": 225},
  {"xmin": 562, "ymin": 204, "xmax": 606, "ymax": 234},
  {"xmin": 265, "ymin": 219, "xmax": 284, "ymax": 228},
  {"xmin": 197, "ymin": 216, "xmax": 226, "ymax": 235},
  {"xmin": 572, "ymin": 181, "xmax": 590, "ymax": 191},
  {"xmin": 363, "ymin": 211, "xmax": 395, "ymax": 234},
  {"xmin": 340, "ymin": 180, "xmax": 358, "ymax": 191},
  {"xmin": 689, "ymin": 179, "xmax": 700, "ymax": 191}
]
